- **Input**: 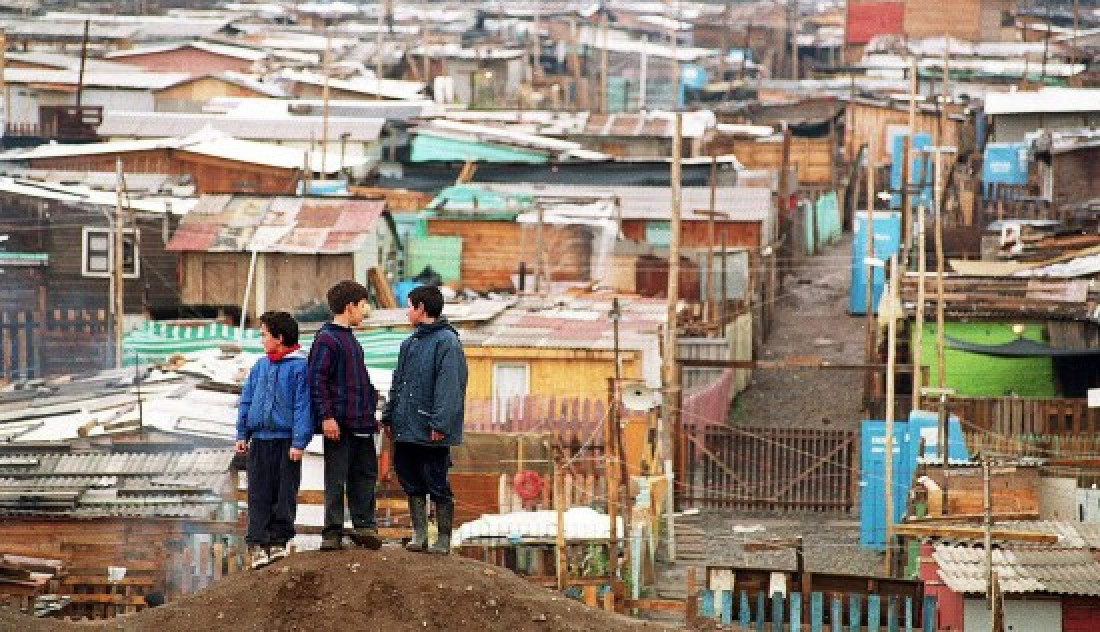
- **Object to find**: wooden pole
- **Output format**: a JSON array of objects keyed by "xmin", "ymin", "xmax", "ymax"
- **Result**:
[
  {"xmin": 706, "ymin": 155, "xmax": 717, "ymax": 323},
  {"xmin": 934, "ymin": 157, "xmax": 947, "ymax": 388},
  {"xmin": 983, "ymin": 458, "xmax": 993, "ymax": 608},
  {"xmin": 535, "ymin": 202, "xmax": 545, "ymax": 294},
  {"xmin": 554, "ymin": 450, "xmax": 566, "ymax": 590},
  {"xmin": 113, "ymin": 158, "xmax": 125, "ymax": 369},
  {"xmin": 320, "ymin": 29, "xmax": 331, "ymax": 176},
  {"xmin": 903, "ymin": 55, "xmax": 917, "ymax": 251},
  {"xmin": 569, "ymin": 18, "xmax": 582, "ymax": 110},
  {"xmin": 375, "ymin": 3, "xmax": 385, "ymax": 88},
  {"xmin": 666, "ymin": 112, "xmax": 683, "ymax": 495},
  {"xmin": 883, "ymin": 254, "xmax": 898, "ymax": 576},
  {"xmin": 76, "ymin": 20, "xmax": 89, "ymax": 108},
  {"xmin": 913, "ymin": 197, "xmax": 927, "ymax": 406},
  {"xmin": 599, "ymin": 12, "xmax": 609, "ymax": 114},
  {"xmin": 863, "ymin": 134, "xmax": 876, "ymax": 409},
  {"xmin": 605, "ymin": 377, "xmax": 620, "ymax": 582}
]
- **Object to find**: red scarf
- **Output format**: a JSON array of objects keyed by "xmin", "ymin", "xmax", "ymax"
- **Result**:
[{"xmin": 266, "ymin": 344, "xmax": 300, "ymax": 363}]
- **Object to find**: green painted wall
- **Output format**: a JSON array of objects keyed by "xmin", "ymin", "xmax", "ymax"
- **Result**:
[{"xmin": 915, "ymin": 322, "xmax": 1056, "ymax": 397}]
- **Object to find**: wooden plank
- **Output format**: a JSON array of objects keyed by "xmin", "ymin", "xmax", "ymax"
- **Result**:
[
  {"xmin": 623, "ymin": 598, "xmax": 685, "ymax": 612},
  {"xmin": 368, "ymin": 266, "xmax": 397, "ymax": 309},
  {"xmin": 891, "ymin": 524, "xmax": 1058, "ymax": 543},
  {"xmin": 790, "ymin": 591, "xmax": 802, "ymax": 632}
]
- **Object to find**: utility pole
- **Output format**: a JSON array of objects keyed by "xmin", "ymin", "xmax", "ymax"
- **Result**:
[
  {"xmin": 605, "ymin": 376, "xmax": 620, "ymax": 585},
  {"xmin": 883, "ymin": 254, "xmax": 899, "ymax": 576},
  {"xmin": 706, "ymin": 155, "xmax": 717, "ymax": 324},
  {"xmin": 666, "ymin": 112, "xmax": 683, "ymax": 499},
  {"xmin": 863, "ymin": 134, "xmax": 876, "ymax": 410},
  {"xmin": 112, "ymin": 158, "xmax": 125, "ymax": 369}
]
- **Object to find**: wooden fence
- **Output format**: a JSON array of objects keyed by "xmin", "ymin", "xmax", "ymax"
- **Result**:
[
  {"xmin": 694, "ymin": 589, "xmax": 937, "ymax": 632},
  {"xmin": 682, "ymin": 426, "xmax": 857, "ymax": 513},
  {"xmin": 0, "ymin": 308, "xmax": 110, "ymax": 381},
  {"xmin": 945, "ymin": 396, "xmax": 1100, "ymax": 437}
]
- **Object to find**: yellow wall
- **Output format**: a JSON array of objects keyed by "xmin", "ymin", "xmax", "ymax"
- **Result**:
[{"xmin": 464, "ymin": 346, "xmax": 643, "ymax": 400}]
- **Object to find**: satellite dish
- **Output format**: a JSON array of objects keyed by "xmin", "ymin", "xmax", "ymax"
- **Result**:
[{"xmin": 622, "ymin": 384, "xmax": 661, "ymax": 412}]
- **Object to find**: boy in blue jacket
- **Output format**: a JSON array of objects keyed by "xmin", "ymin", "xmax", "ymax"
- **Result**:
[
  {"xmin": 381, "ymin": 285, "xmax": 468, "ymax": 555},
  {"xmin": 236, "ymin": 311, "xmax": 311, "ymax": 569},
  {"xmin": 309, "ymin": 280, "xmax": 383, "ymax": 551}
]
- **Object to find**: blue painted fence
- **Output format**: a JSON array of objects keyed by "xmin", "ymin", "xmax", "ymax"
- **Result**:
[{"xmin": 697, "ymin": 590, "xmax": 937, "ymax": 632}]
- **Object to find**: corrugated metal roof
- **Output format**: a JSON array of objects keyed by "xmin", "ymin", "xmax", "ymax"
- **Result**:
[
  {"xmin": 97, "ymin": 110, "xmax": 385, "ymax": 143},
  {"xmin": 985, "ymin": 88, "xmax": 1100, "ymax": 116},
  {"xmin": 106, "ymin": 40, "xmax": 268, "ymax": 62},
  {"xmin": 4, "ymin": 68, "xmax": 191, "ymax": 90},
  {"xmin": 934, "ymin": 543, "xmax": 1100, "ymax": 596},
  {"xmin": 485, "ymin": 183, "xmax": 774, "ymax": 223},
  {"xmin": 0, "ymin": 450, "xmax": 233, "ymax": 477},
  {"xmin": 10, "ymin": 128, "xmax": 364, "ymax": 173},
  {"xmin": 166, "ymin": 195, "xmax": 385, "ymax": 254}
]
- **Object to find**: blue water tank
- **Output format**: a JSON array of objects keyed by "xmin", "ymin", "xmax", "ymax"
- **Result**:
[{"xmin": 849, "ymin": 211, "xmax": 902, "ymax": 315}]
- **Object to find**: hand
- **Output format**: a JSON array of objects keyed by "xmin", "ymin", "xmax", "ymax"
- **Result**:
[
  {"xmin": 430, "ymin": 430, "xmax": 444, "ymax": 442},
  {"xmin": 288, "ymin": 447, "xmax": 304, "ymax": 462},
  {"xmin": 235, "ymin": 440, "xmax": 248, "ymax": 455},
  {"xmin": 382, "ymin": 424, "xmax": 393, "ymax": 438},
  {"xmin": 322, "ymin": 418, "xmax": 341, "ymax": 441}
]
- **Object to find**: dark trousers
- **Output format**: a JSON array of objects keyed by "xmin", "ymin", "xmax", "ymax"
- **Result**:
[
  {"xmin": 393, "ymin": 441, "xmax": 453, "ymax": 505},
  {"xmin": 323, "ymin": 433, "xmax": 378, "ymax": 537},
  {"xmin": 245, "ymin": 438, "xmax": 301, "ymax": 546}
]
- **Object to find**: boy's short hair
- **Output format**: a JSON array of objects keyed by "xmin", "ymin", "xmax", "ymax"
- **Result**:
[
  {"xmin": 407, "ymin": 285, "xmax": 444, "ymax": 318},
  {"xmin": 259, "ymin": 311, "xmax": 299, "ymax": 346},
  {"xmin": 327, "ymin": 280, "xmax": 370, "ymax": 315}
]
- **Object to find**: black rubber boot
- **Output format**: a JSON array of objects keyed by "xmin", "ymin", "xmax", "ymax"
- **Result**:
[
  {"xmin": 427, "ymin": 501, "xmax": 453, "ymax": 555},
  {"xmin": 405, "ymin": 495, "xmax": 428, "ymax": 553}
]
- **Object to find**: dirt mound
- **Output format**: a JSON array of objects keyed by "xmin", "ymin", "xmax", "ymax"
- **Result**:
[{"xmin": 3, "ymin": 547, "xmax": 674, "ymax": 632}]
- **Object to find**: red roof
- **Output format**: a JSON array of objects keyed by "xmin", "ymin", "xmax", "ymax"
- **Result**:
[{"xmin": 846, "ymin": 2, "xmax": 905, "ymax": 45}]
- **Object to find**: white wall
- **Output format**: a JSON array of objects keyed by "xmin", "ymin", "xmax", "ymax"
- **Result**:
[{"xmin": 964, "ymin": 597, "xmax": 1060, "ymax": 632}]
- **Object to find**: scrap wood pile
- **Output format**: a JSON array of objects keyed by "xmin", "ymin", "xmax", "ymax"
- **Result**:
[
  {"xmin": 0, "ymin": 554, "xmax": 67, "ymax": 617},
  {"xmin": 0, "ymin": 548, "xmax": 668, "ymax": 632}
]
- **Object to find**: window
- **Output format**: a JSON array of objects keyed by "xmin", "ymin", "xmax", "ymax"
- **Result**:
[
  {"xmin": 82, "ymin": 227, "xmax": 139, "ymax": 279},
  {"xmin": 492, "ymin": 362, "xmax": 530, "ymax": 424}
]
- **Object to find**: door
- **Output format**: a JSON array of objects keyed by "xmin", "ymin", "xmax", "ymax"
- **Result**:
[{"xmin": 492, "ymin": 363, "xmax": 529, "ymax": 425}]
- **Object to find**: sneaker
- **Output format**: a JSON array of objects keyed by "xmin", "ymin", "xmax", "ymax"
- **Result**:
[
  {"xmin": 268, "ymin": 543, "xmax": 289, "ymax": 561},
  {"xmin": 249, "ymin": 545, "xmax": 271, "ymax": 570},
  {"xmin": 319, "ymin": 534, "xmax": 342, "ymax": 551},
  {"xmin": 350, "ymin": 527, "xmax": 383, "ymax": 550}
]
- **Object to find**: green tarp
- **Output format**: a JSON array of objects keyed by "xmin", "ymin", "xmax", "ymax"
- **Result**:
[{"xmin": 123, "ymin": 321, "xmax": 406, "ymax": 369}]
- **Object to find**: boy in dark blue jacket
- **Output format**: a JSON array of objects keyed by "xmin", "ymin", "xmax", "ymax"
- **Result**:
[
  {"xmin": 236, "ymin": 311, "xmax": 311, "ymax": 569},
  {"xmin": 381, "ymin": 285, "xmax": 468, "ymax": 555},
  {"xmin": 309, "ymin": 280, "xmax": 383, "ymax": 551}
]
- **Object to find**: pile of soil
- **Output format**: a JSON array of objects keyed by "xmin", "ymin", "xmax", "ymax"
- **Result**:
[{"xmin": 2, "ymin": 547, "xmax": 674, "ymax": 631}]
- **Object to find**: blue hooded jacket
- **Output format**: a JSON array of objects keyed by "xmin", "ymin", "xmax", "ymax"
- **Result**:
[
  {"xmin": 236, "ymin": 349, "xmax": 313, "ymax": 450},
  {"xmin": 380, "ymin": 319, "xmax": 467, "ymax": 447}
]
